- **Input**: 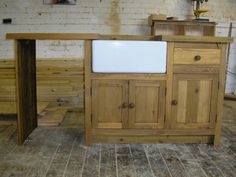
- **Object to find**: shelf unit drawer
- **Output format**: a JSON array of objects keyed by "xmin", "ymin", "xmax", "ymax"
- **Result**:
[{"xmin": 174, "ymin": 48, "xmax": 221, "ymax": 65}]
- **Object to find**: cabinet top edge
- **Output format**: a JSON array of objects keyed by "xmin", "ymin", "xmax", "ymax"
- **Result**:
[
  {"xmin": 5, "ymin": 33, "xmax": 153, "ymax": 41},
  {"xmin": 6, "ymin": 33, "xmax": 233, "ymax": 43},
  {"xmin": 154, "ymin": 35, "xmax": 233, "ymax": 43}
]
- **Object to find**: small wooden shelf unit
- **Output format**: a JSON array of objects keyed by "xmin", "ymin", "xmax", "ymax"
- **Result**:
[{"xmin": 148, "ymin": 16, "xmax": 216, "ymax": 36}]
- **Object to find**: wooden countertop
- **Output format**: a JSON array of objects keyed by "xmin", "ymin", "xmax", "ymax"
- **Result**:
[
  {"xmin": 155, "ymin": 35, "xmax": 233, "ymax": 43},
  {"xmin": 6, "ymin": 33, "xmax": 153, "ymax": 40},
  {"xmin": 6, "ymin": 33, "xmax": 233, "ymax": 43}
]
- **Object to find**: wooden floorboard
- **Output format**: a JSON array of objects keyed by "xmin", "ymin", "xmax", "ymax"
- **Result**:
[
  {"xmin": 158, "ymin": 144, "xmax": 189, "ymax": 177},
  {"xmin": 130, "ymin": 144, "xmax": 154, "ymax": 177},
  {"xmin": 174, "ymin": 144, "xmax": 208, "ymax": 177},
  {"xmin": 100, "ymin": 144, "xmax": 117, "ymax": 177},
  {"xmin": 186, "ymin": 144, "xmax": 225, "ymax": 177},
  {"xmin": 144, "ymin": 144, "xmax": 172, "ymax": 177},
  {"xmin": 81, "ymin": 144, "xmax": 100, "ymax": 177},
  {"xmin": 63, "ymin": 135, "xmax": 86, "ymax": 177},
  {"xmin": 0, "ymin": 100, "xmax": 235, "ymax": 177},
  {"xmin": 116, "ymin": 146, "xmax": 136, "ymax": 177}
]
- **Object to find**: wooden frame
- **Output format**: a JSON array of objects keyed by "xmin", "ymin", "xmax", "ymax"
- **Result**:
[{"xmin": 6, "ymin": 33, "xmax": 232, "ymax": 145}]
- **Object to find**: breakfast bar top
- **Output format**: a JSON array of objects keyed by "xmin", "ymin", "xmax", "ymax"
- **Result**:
[{"xmin": 6, "ymin": 33, "xmax": 233, "ymax": 43}]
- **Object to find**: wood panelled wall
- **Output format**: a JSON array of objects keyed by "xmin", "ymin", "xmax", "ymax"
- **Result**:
[{"xmin": 0, "ymin": 59, "xmax": 84, "ymax": 114}]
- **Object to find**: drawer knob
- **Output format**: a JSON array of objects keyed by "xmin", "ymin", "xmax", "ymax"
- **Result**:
[
  {"xmin": 194, "ymin": 55, "xmax": 201, "ymax": 61},
  {"xmin": 171, "ymin": 100, "xmax": 178, "ymax": 105},
  {"xmin": 129, "ymin": 103, "xmax": 135, "ymax": 109}
]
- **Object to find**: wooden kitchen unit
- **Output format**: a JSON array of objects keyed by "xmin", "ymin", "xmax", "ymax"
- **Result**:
[
  {"xmin": 85, "ymin": 35, "xmax": 232, "ymax": 146},
  {"xmin": 6, "ymin": 33, "xmax": 232, "ymax": 145}
]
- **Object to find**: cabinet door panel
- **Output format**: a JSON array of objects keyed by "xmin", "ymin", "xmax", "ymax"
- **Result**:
[
  {"xmin": 92, "ymin": 80, "xmax": 128, "ymax": 129},
  {"xmin": 172, "ymin": 74, "xmax": 218, "ymax": 129},
  {"xmin": 129, "ymin": 81, "xmax": 165, "ymax": 129}
]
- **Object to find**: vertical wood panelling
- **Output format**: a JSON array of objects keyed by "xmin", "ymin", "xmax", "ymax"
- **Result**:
[
  {"xmin": 186, "ymin": 80, "xmax": 200, "ymax": 123},
  {"xmin": 197, "ymin": 80, "xmax": 212, "ymax": 123},
  {"xmin": 176, "ymin": 80, "xmax": 187, "ymax": 123}
]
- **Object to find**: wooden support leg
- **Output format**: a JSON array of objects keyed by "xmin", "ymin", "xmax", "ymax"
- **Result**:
[
  {"xmin": 15, "ymin": 40, "xmax": 37, "ymax": 144},
  {"xmin": 84, "ymin": 40, "xmax": 92, "ymax": 146}
]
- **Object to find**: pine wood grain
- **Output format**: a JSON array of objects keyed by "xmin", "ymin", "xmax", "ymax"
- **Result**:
[
  {"xmin": 15, "ymin": 40, "xmax": 37, "ymax": 144},
  {"xmin": 155, "ymin": 35, "xmax": 233, "ymax": 43},
  {"xmin": 92, "ymin": 80, "xmax": 128, "ymax": 129},
  {"xmin": 0, "ymin": 59, "xmax": 84, "ymax": 114},
  {"xmin": 128, "ymin": 80, "xmax": 165, "ymax": 129},
  {"xmin": 174, "ymin": 48, "xmax": 221, "ymax": 65}
]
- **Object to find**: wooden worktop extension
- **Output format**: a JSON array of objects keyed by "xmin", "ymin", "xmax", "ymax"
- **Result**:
[
  {"xmin": 6, "ymin": 33, "xmax": 153, "ymax": 41},
  {"xmin": 6, "ymin": 33, "xmax": 233, "ymax": 43}
]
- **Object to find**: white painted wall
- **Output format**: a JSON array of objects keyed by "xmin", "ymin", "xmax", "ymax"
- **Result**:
[{"xmin": 0, "ymin": 0, "xmax": 235, "ymax": 92}]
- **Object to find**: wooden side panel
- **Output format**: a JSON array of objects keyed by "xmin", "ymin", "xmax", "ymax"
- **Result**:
[
  {"xmin": 92, "ymin": 80, "xmax": 128, "ymax": 129},
  {"xmin": 16, "ymin": 40, "xmax": 37, "ymax": 144},
  {"xmin": 214, "ymin": 44, "xmax": 228, "ymax": 145},
  {"xmin": 172, "ymin": 74, "xmax": 218, "ymax": 129},
  {"xmin": 129, "ymin": 80, "xmax": 165, "ymax": 129}
]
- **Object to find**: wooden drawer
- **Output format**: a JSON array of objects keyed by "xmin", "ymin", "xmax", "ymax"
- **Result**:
[{"xmin": 174, "ymin": 48, "xmax": 221, "ymax": 65}]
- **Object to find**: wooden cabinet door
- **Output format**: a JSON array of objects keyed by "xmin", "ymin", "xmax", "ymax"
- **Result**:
[
  {"xmin": 172, "ymin": 74, "xmax": 218, "ymax": 129},
  {"xmin": 129, "ymin": 80, "xmax": 165, "ymax": 129},
  {"xmin": 92, "ymin": 80, "xmax": 128, "ymax": 129}
]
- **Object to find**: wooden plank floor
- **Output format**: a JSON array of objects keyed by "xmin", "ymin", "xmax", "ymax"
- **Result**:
[{"xmin": 0, "ymin": 100, "xmax": 235, "ymax": 177}]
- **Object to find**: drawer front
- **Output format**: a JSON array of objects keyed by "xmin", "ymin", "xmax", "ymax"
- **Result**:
[{"xmin": 174, "ymin": 48, "xmax": 221, "ymax": 65}]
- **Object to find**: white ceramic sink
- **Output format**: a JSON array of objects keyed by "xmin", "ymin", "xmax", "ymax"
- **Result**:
[{"xmin": 92, "ymin": 40, "xmax": 167, "ymax": 73}]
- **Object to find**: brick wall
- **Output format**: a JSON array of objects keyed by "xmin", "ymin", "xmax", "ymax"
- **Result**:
[{"xmin": 0, "ymin": 0, "xmax": 235, "ymax": 92}]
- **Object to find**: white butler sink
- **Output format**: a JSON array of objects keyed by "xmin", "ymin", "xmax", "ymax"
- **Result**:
[{"xmin": 92, "ymin": 40, "xmax": 167, "ymax": 73}]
